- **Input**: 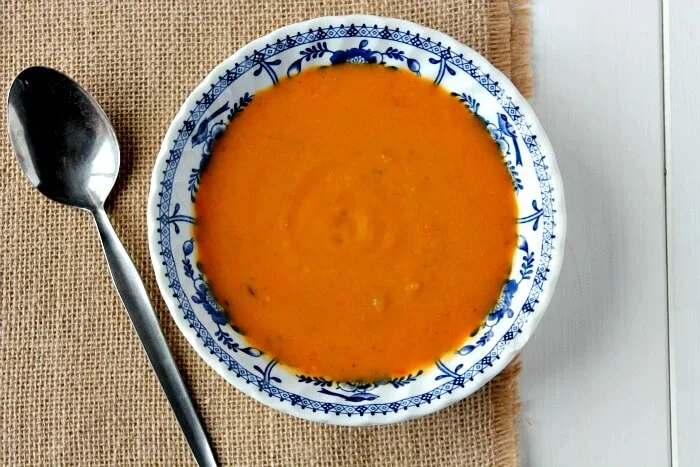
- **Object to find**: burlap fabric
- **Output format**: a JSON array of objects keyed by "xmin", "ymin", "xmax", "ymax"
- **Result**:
[{"xmin": 0, "ymin": 1, "xmax": 531, "ymax": 465}]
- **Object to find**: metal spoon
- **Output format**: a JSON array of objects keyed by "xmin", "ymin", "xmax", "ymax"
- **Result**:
[{"xmin": 7, "ymin": 66, "xmax": 217, "ymax": 467}]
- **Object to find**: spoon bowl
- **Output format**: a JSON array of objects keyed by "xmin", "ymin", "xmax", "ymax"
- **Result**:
[{"xmin": 7, "ymin": 66, "xmax": 119, "ymax": 210}]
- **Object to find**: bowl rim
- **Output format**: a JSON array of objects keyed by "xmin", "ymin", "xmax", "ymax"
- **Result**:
[{"xmin": 146, "ymin": 14, "xmax": 566, "ymax": 425}]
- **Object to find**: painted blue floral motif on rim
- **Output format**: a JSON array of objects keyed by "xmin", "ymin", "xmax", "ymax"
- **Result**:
[
  {"xmin": 155, "ymin": 22, "xmax": 557, "ymax": 418},
  {"xmin": 285, "ymin": 39, "xmax": 421, "ymax": 76}
]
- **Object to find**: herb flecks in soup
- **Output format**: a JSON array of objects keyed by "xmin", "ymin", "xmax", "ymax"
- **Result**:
[{"xmin": 194, "ymin": 64, "xmax": 517, "ymax": 382}]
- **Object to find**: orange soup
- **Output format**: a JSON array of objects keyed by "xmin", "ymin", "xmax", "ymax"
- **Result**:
[{"xmin": 194, "ymin": 64, "xmax": 517, "ymax": 382}]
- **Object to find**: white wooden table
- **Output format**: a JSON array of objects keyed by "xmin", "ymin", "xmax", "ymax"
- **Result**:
[{"xmin": 519, "ymin": 0, "xmax": 698, "ymax": 465}]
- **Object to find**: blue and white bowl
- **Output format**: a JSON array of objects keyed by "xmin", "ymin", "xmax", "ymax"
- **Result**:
[{"xmin": 147, "ymin": 15, "xmax": 566, "ymax": 426}]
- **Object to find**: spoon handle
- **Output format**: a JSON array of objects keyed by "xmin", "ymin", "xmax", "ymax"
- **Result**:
[{"xmin": 92, "ymin": 208, "xmax": 217, "ymax": 467}]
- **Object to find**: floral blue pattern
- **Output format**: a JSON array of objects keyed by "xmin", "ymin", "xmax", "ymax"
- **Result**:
[
  {"xmin": 518, "ymin": 199, "xmax": 545, "ymax": 230},
  {"xmin": 452, "ymin": 92, "xmax": 524, "ymax": 190},
  {"xmin": 436, "ymin": 236, "xmax": 536, "ymax": 382},
  {"xmin": 151, "ymin": 19, "xmax": 561, "ymax": 422},
  {"xmin": 287, "ymin": 39, "xmax": 421, "ymax": 77},
  {"xmin": 159, "ymin": 202, "xmax": 194, "ymax": 234},
  {"xmin": 181, "ymin": 238, "xmax": 265, "ymax": 359},
  {"xmin": 188, "ymin": 93, "xmax": 253, "ymax": 201},
  {"xmin": 297, "ymin": 371, "xmax": 423, "ymax": 401}
]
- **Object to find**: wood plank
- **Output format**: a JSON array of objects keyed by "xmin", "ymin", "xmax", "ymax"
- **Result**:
[
  {"xmin": 665, "ymin": 1, "xmax": 700, "ymax": 464},
  {"xmin": 520, "ymin": 0, "xmax": 670, "ymax": 465}
]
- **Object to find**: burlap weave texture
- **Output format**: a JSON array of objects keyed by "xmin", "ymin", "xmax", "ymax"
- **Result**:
[{"xmin": 1, "ymin": 1, "xmax": 531, "ymax": 465}]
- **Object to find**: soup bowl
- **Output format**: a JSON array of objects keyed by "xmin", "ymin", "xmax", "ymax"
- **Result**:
[{"xmin": 147, "ymin": 15, "xmax": 565, "ymax": 425}]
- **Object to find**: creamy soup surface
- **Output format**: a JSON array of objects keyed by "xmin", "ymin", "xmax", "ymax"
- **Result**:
[{"xmin": 194, "ymin": 64, "xmax": 518, "ymax": 382}]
